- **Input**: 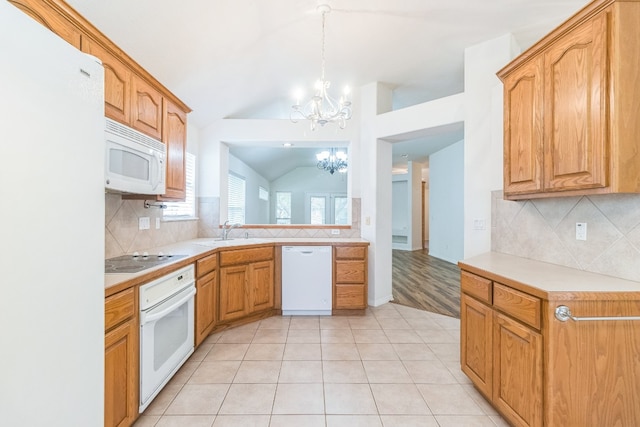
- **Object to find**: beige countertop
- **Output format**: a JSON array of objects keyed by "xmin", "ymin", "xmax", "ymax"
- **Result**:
[
  {"xmin": 459, "ymin": 252, "xmax": 640, "ymax": 300},
  {"xmin": 105, "ymin": 237, "xmax": 369, "ymax": 295}
]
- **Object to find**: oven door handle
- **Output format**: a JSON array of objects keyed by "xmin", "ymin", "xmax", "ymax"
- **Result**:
[{"xmin": 140, "ymin": 286, "xmax": 196, "ymax": 325}]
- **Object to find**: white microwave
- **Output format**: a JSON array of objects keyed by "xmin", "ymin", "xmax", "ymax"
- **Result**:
[{"xmin": 105, "ymin": 118, "xmax": 166, "ymax": 195}]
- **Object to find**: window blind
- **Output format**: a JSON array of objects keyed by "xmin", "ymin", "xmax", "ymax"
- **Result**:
[
  {"xmin": 163, "ymin": 152, "xmax": 196, "ymax": 218},
  {"xmin": 228, "ymin": 172, "xmax": 246, "ymax": 224}
]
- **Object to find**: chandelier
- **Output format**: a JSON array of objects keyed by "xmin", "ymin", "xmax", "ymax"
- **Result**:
[
  {"xmin": 317, "ymin": 148, "xmax": 348, "ymax": 174},
  {"xmin": 290, "ymin": 4, "xmax": 352, "ymax": 130}
]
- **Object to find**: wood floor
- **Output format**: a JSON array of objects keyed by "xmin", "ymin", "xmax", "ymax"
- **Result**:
[{"xmin": 392, "ymin": 249, "xmax": 461, "ymax": 318}]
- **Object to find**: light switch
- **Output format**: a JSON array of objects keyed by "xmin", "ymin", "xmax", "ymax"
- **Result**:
[
  {"xmin": 155, "ymin": 218, "xmax": 160, "ymax": 229},
  {"xmin": 139, "ymin": 217, "xmax": 150, "ymax": 230},
  {"xmin": 576, "ymin": 222, "xmax": 587, "ymax": 240}
]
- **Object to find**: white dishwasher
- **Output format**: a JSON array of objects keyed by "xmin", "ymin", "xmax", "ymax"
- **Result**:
[{"xmin": 282, "ymin": 246, "xmax": 332, "ymax": 315}]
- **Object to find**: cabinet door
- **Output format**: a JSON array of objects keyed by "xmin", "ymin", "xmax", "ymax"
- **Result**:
[
  {"xmin": 219, "ymin": 265, "xmax": 248, "ymax": 322},
  {"xmin": 546, "ymin": 300, "xmax": 640, "ymax": 426},
  {"xmin": 543, "ymin": 11, "xmax": 609, "ymax": 192},
  {"xmin": 460, "ymin": 294, "xmax": 493, "ymax": 399},
  {"xmin": 160, "ymin": 100, "xmax": 187, "ymax": 201},
  {"xmin": 493, "ymin": 312, "xmax": 543, "ymax": 427},
  {"xmin": 195, "ymin": 270, "xmax": 217, "ymax": 347},
  {"xmin": 502, "ymin": 56, "xmax": 544, "ymax": 196},
  {"xmin": 8, "ymin": 0, "xmax": 82, "ymax": 48},
  {"xmin": 131, "ymin": 76, "xmax": 163, "ymax": 140},
  {"xmin": 105, "ymin": 319, "xmax": 138, "ymax": 427},
  {"xmin": 82, "ymin": 37, "xmax": 131, "ymax": 124},
  {"xmin": 249, "ymin": 260, "xmax": 274, "ymax": 313}
]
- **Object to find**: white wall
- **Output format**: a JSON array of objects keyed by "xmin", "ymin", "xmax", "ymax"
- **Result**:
[
  {"xmin": 429, "ymin": 140, "xmax": 465, "ymax": 263},
  {"xmin": 271, "ymin": 167, "xmax": 347, "ymax": 224},
  {"xmin": 228, "ymin": 154, "xmax": 270, "ymax": 224},
  {"xmin": 463, "ymin": 34, "xmax": 520, "ymax": 258},
  {"xmin": 359, "ymin": 82, "xmax": 394, "ymax": 306}
]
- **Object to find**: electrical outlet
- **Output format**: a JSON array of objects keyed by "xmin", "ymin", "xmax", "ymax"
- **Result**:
[
  {"xmin": 473, "ymin": 218, "xmax": 486, "ymax": 230},
  {"xmin": 331, "ymin": 229, "xmax": 340, "ymax": 235},
  {"xmin": 139, "ymin": 217, "xmax": 150, "ymax": 230},
  {"xmin": 576, "ymin": 222, "xmax": 587, "ymax": 240}
]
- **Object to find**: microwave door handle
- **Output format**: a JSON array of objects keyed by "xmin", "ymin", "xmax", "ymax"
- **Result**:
[
  {"xmin": 141, "ymin": 287, "xmax": 196, "ymax": 325},
  {"xmin": 151, "ymin": 152, "xmax": 163, "ymax": 191}
]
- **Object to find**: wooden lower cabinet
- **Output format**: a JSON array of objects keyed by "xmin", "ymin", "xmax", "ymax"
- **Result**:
[
  {"xmin": 460, "ymin": 267, "xmax": 640, "ymax": 426},
  {"xmin": 461, "ymin": 271, "xmax": 543, "ymax": 427},
  {"xmin": 460, "ymin": 294, "xmax": 493, "ymax": 398},
  {"xmin": 195, "ymin": 254, "xmax": 218, "ymax": 346},
  {"xmin": 104, "ymin": 288, "xmax": 138, "ymax": 427},
  {"xmin": 219, "ymin": 247, "xmax": 275, "ymax": 323},
  {"xmin": 195, "ymin": 270, "xmax": 216, "ymax": 346},
  {"xmin": 493, "ymin": 312, "xmax": 543, "ymax": 427},
  {"xmin": 249, "ymin": 260, "xmax": 275, "ymax": 312},
  {"xmin": 219, "ymin": 264, "xmax": 251, "ymax": 322},
  {"xmin": 333, "ymin": 245, "xmax": 368, "ymax": 311}
]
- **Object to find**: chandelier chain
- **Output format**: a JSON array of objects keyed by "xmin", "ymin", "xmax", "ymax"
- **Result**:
[{"xmin": 320, "ymin": 10, "xmax": 326, "ymax": 82}]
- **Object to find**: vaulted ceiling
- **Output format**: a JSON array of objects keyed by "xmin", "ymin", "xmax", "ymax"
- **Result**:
[{"xmin": 65, "ymin": 0, "xmax": 589, "ymax": 174}]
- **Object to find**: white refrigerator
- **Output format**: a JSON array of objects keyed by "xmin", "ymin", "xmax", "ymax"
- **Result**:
[{"xmin": 0, "ymin": 3, "xmax": 105, "ymax": 426}]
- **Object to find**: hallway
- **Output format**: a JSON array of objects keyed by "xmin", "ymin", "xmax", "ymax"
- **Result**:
[{"xmin": 392, "ymin": 249, "xmax": 461, "ymax": 318}]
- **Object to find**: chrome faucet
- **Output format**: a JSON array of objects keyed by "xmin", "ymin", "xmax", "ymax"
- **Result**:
[{"xmin": 221, "ymin": 220, "xmax": 241, "ymax": 240}]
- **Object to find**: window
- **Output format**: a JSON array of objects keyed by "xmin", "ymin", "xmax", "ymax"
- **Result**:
[
  {"xmin": 228, "ymin": 172, "xmax": 246, "ymax": 224},
  {"xmin": 276, "ymin": 191, "xmax": 291, "ymax": 224},
  {"xmin": 258, "ymin": 186, "xmax": 269, "ymax": 201},
  {"xmin": 334, "ymin": 196, "xmax": 348, "ymax": 225},
  {"xmin": 310, "ymin": 196, "xmax": 326, "ymax": 225},
  {"xmin": 163, "ymin": 153, "xmax": 196, "ymax": 219}
]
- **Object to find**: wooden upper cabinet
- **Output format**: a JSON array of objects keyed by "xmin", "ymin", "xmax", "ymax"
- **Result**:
[
  {"xmin": 160, "ymin": 100, "xmax": 187, "ymax": 201},
  {"xmin": 81, "ymin": 37, "xmax": 131, "ymax": 124},
  {"xmin": 502, "ymin": 56, "xmax": 544, "ymax": 196},
  {"xmin": 543, "ymin": 11, "xmax": 608, "ymax": 192},
  {"xmin": 498, "ymin": 0, "xmax": 640, "ymax": 200},
  {"xmin": 8, "ymin": 0, "xmax": 81, "ymax": 48},
  {"xmin": 131, "ymin": 76, "xmax": 163, "ymax": 140}
]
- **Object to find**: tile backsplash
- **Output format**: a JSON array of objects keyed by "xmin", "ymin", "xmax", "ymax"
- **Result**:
[
  {"xmin": 492, "ymin": 191, "xmax": 640, "ymax": 282},
  {"xmin": 105, "ymin": 193, "xmax": 198, "ymax": 258},
  {"xmin": 106, "ymin": 194, "xmax": 362, "ymax": 258}
]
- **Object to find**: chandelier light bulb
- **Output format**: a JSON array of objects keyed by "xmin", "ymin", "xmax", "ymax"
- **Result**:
[{"xmin": 316, "ymin": 148, "xmax": 348, "ymax": 174}]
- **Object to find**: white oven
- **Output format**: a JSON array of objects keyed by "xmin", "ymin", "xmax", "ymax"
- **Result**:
[{"xmin": 139, "ymin": 265, "xmax": 195, "ymax": 412}]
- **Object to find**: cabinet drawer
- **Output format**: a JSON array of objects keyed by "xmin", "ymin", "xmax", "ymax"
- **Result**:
[
  {"xmin": 335, "ymin": 284, "xmax": 367, "ymax": 309},
  {"xmin": 335, "ymin": 260, "xmax": 366, "ymax": 283},
  {"xmin": 220, "ymin": 246, "xmax": 273, "ymax": 266},
  {"xmin": 335, "ymin": 246, "xmax": 366, "ymax": 260},
  {"xmin": 196, "ymin": 253, "xmax": 217, "ymax": 277},
  {"xmin": 461, "ymin": 271, "xmax": 492, "ymax": 304},
  {"xmin": 105, "ymin": 287, "xmax": 135, "ymax": 332},
  {"xmin": 493, "ymin": 283, "xmax": 541, "ymax": 329}
]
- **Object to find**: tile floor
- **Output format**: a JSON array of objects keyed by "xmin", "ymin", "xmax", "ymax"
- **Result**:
[{"xmin": 134, "ymin": 303, "xmax": 508, "ymax": 427}]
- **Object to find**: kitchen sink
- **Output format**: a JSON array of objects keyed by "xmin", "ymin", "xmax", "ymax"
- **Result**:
[{"xmin": 194, "ymin": 238, "xmax": 268, "ymax": 248}]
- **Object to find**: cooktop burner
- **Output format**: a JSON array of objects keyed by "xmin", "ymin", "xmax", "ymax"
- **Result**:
[{"xmin": 105, "ymin": 253, "xmax": 188, "ymax": 274}]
